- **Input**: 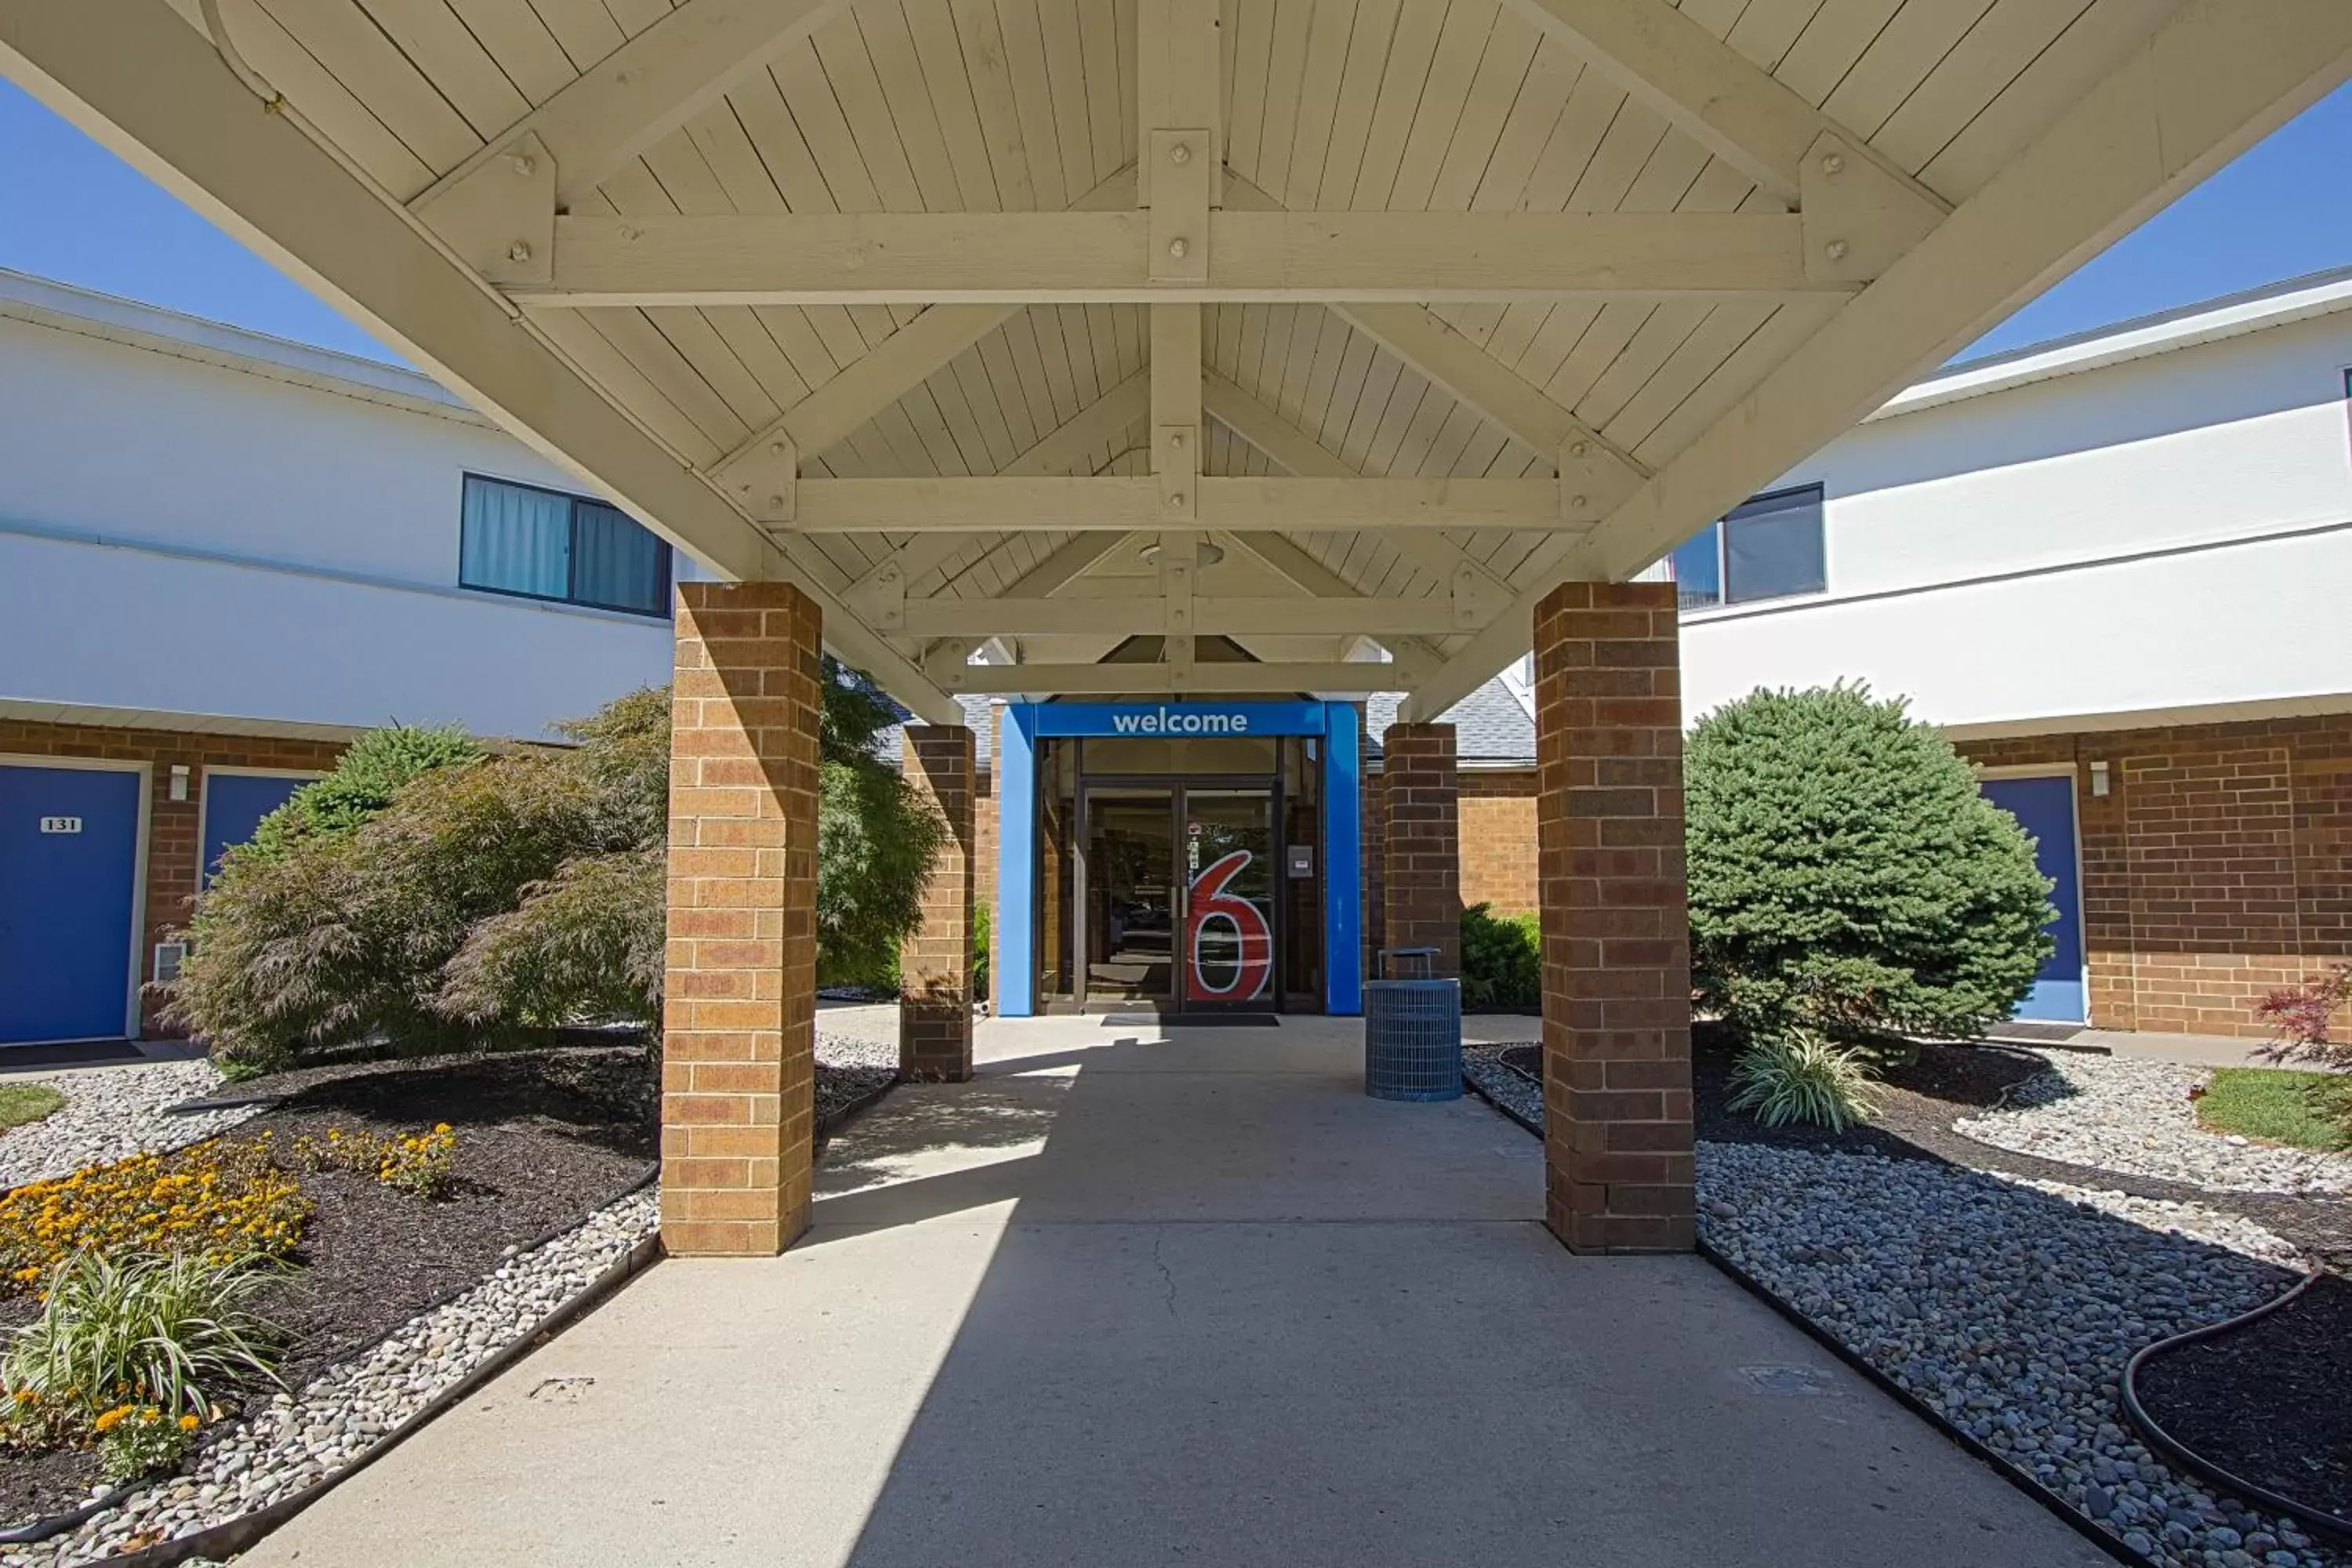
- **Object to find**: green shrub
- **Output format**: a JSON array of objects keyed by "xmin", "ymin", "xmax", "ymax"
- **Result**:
[
  {"xmin": 245, "ymin": 724, "xmax": 482, "ymax": 858},
  {"xmin": 1686, "ymin": 684, "xmax": 2053, "ymax": 1062},
  {"xmin": 1725, "ymin": 1030, "xmax": 1880, "ymax": 1131},
  {"xmin": 169, "ymin": 666, "xmax": 948, "ymax": 1070},
  {"xmin": 973, "ymin": 900, "xmax": 991, "ymax": 1004},
  {"xmin": 5, "ymin": 1251, "xmax": 283, "ymax": 1425},
  {"xmin": 1461, "ymin": 903, "xmax": 1540, "ymax": 1010}
]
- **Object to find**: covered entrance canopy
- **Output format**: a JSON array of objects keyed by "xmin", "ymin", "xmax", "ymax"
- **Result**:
[
  {"xmin": 11, "ymin": 0, "xmax": 2344, "ymax": 1260},
  {"xmin": 4, "ymin": 0, "xmax": 2342, "ymax": 721}
]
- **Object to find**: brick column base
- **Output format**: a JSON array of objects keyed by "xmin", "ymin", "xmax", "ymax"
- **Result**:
[
  {"xmin": 1534, "ymin": 582, "xmax": 1695, "ymax": 1254},
  {"xmin": 1381, "ymin": 722, "xmax": 1460, "ymax": 978},
  {"xmin": 900, "ymin": 725, "xmax": 976, "ymax": 1082},
  {"xmin": 660, "ymin": 581, "xmax": 822, "ymax": 1258}
]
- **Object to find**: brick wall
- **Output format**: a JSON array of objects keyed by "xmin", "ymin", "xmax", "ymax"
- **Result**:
[
  {"xmin": 0, "ymin": 718, "xmax": 347, "ymax": 1035},
  {"xmin": 1461, "ymin": 771, "xmax": 1537, "ymax": 914},
  {"xmin": 660, "ymin": 581, "xmax": 822, "ymax": 1257},
  {"xmin": 1381, "ymin": 724, "xmax": 1460, "ymax": 977},
  {"xmin": 1960, "ymin": 711, "xmax": 2352, "ymax": 1037},
  {"xmin": 899, "ymin": 727, "xmax": 975, "ymax": 1080},
  {"xmin": 1532, "ymin": 581, "xmax": 1693, "ymax": 1255}
]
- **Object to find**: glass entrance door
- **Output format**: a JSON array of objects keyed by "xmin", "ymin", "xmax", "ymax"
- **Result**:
[
  {"xmin": 1179, "ymin": 789, "xmax": 1277, "ymax": 1009},
  {"xmin": 1082, "ymin": 788, "xmax": 1177, "ymax": 1005}
]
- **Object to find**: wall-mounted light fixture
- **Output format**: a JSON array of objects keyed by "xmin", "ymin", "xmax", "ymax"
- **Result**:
[
  {"xmin": 2089, "ymin": 760, "xmax": 2110, "ymax": 798},
  {"xmin": 168, "ymin": 764, "xmax": 191, "ymax": 803}
]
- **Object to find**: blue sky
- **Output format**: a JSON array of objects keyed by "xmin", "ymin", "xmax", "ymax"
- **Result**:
[{"xmin": 2, "ymin": 74, "xmax": 2349, "ymax": 369}]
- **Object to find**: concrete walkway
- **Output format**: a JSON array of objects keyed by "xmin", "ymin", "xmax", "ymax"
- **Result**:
[{"xmin": 246, "ymin": 1018, "xmax": 2110, "ymax": 1568}]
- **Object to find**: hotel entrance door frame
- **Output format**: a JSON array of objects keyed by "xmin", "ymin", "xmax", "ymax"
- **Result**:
[
  {"xmin": 1072, "ymin": 775, "xmax": 1283, "ymax": 1015},
  {"xmin": 997, "ymin": 701, "xmax": 1363, "ymax": 1018}
]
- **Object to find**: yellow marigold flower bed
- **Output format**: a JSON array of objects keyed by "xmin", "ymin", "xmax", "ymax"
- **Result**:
[
  {"xmin": 288, "ymin": 1123, "xmax": 459, "ymax": 1200},
  {"xmin": 0, "ymin": 1140, "xmax": 308, "ymax": 1295}
]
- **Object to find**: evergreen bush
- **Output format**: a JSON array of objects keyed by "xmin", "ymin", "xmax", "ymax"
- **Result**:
[
  {"xmin": 245, "ymin": 724, "xmax": 482, "ymax": 856},
  {"xmin": 1686, "ymin": 684, "xmax": 2053, "ymax": 1061}
]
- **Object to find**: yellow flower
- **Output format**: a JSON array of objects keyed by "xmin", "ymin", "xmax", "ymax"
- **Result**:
[
  {"xmin": 178, "ymin": 1413, "xmax": 200, "ymax": 1431},
  {"xmin": 93, "ymin": 1406, "xmax": 129, "ymax": 1434}
]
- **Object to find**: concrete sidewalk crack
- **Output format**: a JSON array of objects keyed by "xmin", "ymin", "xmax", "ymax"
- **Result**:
[{"xmin": 1150, "ymin": 1229, "xmax": 1179, "ymax": 1319}]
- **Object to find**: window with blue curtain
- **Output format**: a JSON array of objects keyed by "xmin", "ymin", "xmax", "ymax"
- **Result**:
[
  {"xmin": 459, "ymin": 475, "xmax": 671, "ymax": 615},
  {"xmin": 1666, "ymin": 485, "xmax": 1825, "ymax": 611}
]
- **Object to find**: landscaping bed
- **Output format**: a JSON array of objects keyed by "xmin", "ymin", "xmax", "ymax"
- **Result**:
[
  {"xmin": 2133, "ymin": 1271, "xmax": 2352, "ymax": 1530},
  {"xmin": 1463, "ymin": 1035, "xmax": 2347, "ymax": 1568},
  {"xmin": 0, "ymin": 1033, "xmax": 898, "ymax": 1562},
  {"xmin": 1955, "ymin": 1054, "xmax": 2352, "ymax": 1196},
  {"xmin": 0, "ymin": 1047, "xmax": 659, "ymax": 1534}
]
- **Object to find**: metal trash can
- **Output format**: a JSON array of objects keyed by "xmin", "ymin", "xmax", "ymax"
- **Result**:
[{"xmin": 1363, "ymin": 946, "xmax": 1462, "ymax": 1102}]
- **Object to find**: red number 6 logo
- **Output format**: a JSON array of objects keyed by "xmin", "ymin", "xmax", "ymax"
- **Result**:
[{"xmin": 1185, "ymin": 850, "xmax": 1272, "ymax": 1003}]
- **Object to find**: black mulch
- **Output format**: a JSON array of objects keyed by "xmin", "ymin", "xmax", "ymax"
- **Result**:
[
  {"xmin": 2133, "ymin": 1272, "xmax": 2352, "ymax": 1526},
  {"xmin": 0, "ymin": 1047, "xmax": 659, "ymax": 1530},
  {"xmin": 1494, "ymin": 1025, "xmax": 2352, "ymax": 1270}
]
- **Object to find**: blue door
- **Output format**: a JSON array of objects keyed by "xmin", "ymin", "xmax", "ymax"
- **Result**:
[
  {"xmin": 0, "ymin": 764, "xmax": 143, "ymax": 1045},
  {"xmin": 1980, "ymin": 775, "xmax": 2085, "ymax": 1023},
  {"xmin": 201, "ymin": 773, "xmax": 310, "ymax": 886}
]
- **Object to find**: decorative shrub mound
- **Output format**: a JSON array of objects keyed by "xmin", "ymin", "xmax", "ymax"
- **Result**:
[
  {"xmin": 1461, "ymin": 903, "xmax": 1541, "ymax": 1010},
  {"xmin": 1686, "ymin": 684, "xmax": 2054, "ymax": 1063},
  {"xmin": 0, "ymin": 1142, "xmax": 308, "ymax": 1294},
  {"xmin": 168, "ymin": 662, "xmax": 946, "ymax": 1073}
]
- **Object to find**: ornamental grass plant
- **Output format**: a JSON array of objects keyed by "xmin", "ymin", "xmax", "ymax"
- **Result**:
[
  {"xmin": 1725, "ymin": 1030, "xmax": 1882, "ymax": 1131},
  {"xmin": 2, "ymin": 1251, "xmax": 284, "ymax": 1478}
]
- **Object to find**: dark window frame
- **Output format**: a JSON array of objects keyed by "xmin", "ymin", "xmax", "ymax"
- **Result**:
[
  {"xmin": 458, "ymin": 472, "xmax": 674, "ymax": 619},
  {"xmin": 1669, "ymin": 482, "xmax": 1827, "ymax": 612}
]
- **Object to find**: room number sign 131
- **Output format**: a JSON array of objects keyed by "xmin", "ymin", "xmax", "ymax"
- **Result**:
[{"xmin": 38, "ymin": 817, "xmax": 82, "ymax": 834}]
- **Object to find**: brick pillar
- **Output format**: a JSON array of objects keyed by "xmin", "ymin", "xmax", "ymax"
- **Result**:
[
  {"xmin": 1534, "ymin": 582, "xmax": 1694, "ymax": 1254},
  {"xmin": 661, "ymin": 581, "xmax": 822, "ymax": 1258},
  {"xmin": 1381, "ymin": 723, "xmax": 1460, "ymax": 978},
  {"xmin": 899, "ymin": 725, "xmax": 976, "ymax": 1081}
]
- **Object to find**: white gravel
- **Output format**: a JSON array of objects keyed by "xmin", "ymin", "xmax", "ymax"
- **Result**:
[
  {"xmin": 0, "ymin": 1061, "xmax": 260, "ymax": 1192},
  {"xmin": 3, "ymin": 1186, "xmax": 659, "ymax": 1566},
  {"xmin": 1702, "ymin": 1142, "xmax": 2331, "ymax": 1568},
  {"xmin": 1955, "ymin": 1053, "xmax": 2352, "ymax": 1196}
]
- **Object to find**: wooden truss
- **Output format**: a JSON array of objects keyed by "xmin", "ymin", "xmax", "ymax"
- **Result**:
[{"xmin": 5, "ymin": 0, "xmax": 2346, "ymax": 714}]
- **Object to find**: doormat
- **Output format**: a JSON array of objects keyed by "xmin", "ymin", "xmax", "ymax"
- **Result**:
[{"xmin": 1098, "ymin": 1013, "xmax": 1279, "ymax": 1029}]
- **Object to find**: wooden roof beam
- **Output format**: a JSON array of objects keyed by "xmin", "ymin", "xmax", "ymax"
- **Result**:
[
  {"xmin": 412, "ymin": 0, "xmax": 851, "ymax": 263},
  {"xmin": 939, "ymin": 662, "xmax": 1407, "ymax": 697},
  {"xmin": 0, "ymin": 0, "xmax": 963, "ymax": 724},
  {"xmin": 1403, "ymin": 0, "xmax": 2352, "ymax": 722},
  {"xmin": 515, "ymin": 209, "xmax": 1838, "ymax": 307},
  {"xmin": 1497, "ymin": 0, "xmax": 1930, "ymax": 209},
  {"xmin": 793, "ymin": 477, "xmax": 1580, "ymax": 532}
]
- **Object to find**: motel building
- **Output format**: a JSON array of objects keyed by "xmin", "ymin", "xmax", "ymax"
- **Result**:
[{"xmin": 2, "ymin": 0, "xmax": 2348, "ymax": 1260}]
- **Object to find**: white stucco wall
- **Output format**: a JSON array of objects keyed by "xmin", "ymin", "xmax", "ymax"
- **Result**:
[
  {"xmin": 0, "ymin": 295, "xmax": 681, "ymax": 741},
  {"xmin": 1679, "ymin": 306, "xmax": 2352, "ymax": 731}
]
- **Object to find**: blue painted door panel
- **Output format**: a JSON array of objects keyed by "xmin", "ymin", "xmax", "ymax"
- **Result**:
[
  {"xmin": 202, "ymin": 774, "xmax": 308, "ymax": 886},
  {"xmin": 1980, "ymin": 775, "xmax": 2085, "ymax": 1023},
  {"xmin": 0, "ymin": 765, "xmax": 142, "ymax": 1044}
]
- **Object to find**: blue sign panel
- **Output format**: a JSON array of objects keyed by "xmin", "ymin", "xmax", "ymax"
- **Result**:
[{"xmin": 1028, "ymin": 701, "xmax": 1330, "ymax": 739}]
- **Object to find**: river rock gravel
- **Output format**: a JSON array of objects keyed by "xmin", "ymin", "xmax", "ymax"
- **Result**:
[
  {"xmin": 1955, "ymin": 1053, "xmax": 2352, "ymax": 1196},
  {"xmin": 1700, "ymin": 1143, "xmax": 2332, "ymax": 1568},
  {"xmin": 2, "ymin": 1186, "xmax": 659, "ymax": 1567},
  {"xmin": 0, "ymin": 1060, "xmax": 260, "ymax": 1191}
]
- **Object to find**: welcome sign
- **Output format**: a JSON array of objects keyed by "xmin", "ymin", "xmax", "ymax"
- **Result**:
[{"xmin": 1028, "ymin": 701, "xmax": 1331, "ymax": 739}]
